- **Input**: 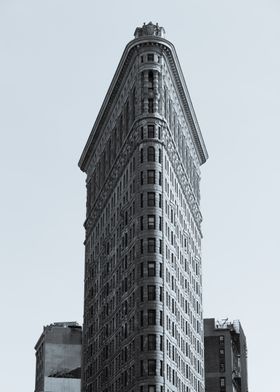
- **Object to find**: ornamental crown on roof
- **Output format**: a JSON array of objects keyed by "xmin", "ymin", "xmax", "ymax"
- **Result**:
[{"xmin": 134, "ymin": 22, "xmax": 165, "ymax": 38}]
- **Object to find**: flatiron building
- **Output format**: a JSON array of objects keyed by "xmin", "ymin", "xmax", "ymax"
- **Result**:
[{"xmin": 79, "ymin": 22, "xmax": 208, "ymax": 392}]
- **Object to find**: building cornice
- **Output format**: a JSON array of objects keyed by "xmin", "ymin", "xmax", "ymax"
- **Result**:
[{"xmin": 79, "ymin": 35, "xmax": 208, "ymax": 172}]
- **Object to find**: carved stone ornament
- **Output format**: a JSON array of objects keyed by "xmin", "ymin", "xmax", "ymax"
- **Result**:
[
  {"xmin": 85, "ymin": 122, "xmax": 202, "ymax": 238},
  {"xmin": 134, "ymin": 22, "xmax": 166, "ymax": 39}
]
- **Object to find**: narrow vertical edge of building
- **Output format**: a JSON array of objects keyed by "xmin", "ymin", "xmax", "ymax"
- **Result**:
[{"xmin": 79, "ymin": 22, "xmax": 208, "ymax": 392}]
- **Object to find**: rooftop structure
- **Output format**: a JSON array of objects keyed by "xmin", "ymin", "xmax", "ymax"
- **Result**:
[
  {"xmin": 34, "ymin": 322, "xmax": 82, "ymax": 392},
  {"xmin": 204, "ymin": 318, "xmax": 248, "ymax": 392}
]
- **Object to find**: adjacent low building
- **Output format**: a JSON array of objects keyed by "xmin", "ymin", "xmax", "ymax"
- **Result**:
[
  {"xmin": 34, "ymin": 321, "xmax": 82, "ymax": 392},
  {"xmin": 204, "ymin": 318, "xmax": 248, "ymax": 392}
]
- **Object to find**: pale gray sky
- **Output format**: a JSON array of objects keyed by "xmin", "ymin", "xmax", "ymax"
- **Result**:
[{"xmin": 1, "ymin": 1, "xmax": 279, "ymax": 391}]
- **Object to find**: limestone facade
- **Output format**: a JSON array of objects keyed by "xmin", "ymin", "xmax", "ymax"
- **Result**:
[{"xmin": 79, "ymin": 23, "xmax": 208, "ymax": 392}]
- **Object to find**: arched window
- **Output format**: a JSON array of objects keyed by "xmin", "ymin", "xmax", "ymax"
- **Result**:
[
  {"xmin": 148, "ymin": 98, "xmax": 154, "ymax": 113},
  {"xmin": 148, "ymin": 71, "xmax": 154, "ymax": 91},
  {"xmin": 148, "ymin": 146, "xmax": 155, "ymax": 162}
]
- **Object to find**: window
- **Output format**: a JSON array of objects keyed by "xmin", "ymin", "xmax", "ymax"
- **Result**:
[
  {"xmin": 140, "ymin": 286, "xmax": 144, "ymax": 301},
  {"xmin": 148, "ymin": 310, "xmax": 156, "ymax": 325},
  {"xmin": 148, "ymin": 238, "xmax": 156, "ymax": 253},
  {"xmin": 148, "ymin": 285, "xmax": 156, "ymax": 300},
  {"xmin": 148, "ymin": 71, "xmax": 154, "ymax": 91},
  {"xmin": 140, "ymin": 360, "xmax": 144, "ymax": 376},
  {"xmin": 147, "ymin": 170, "xmax": 155, "ymax": 184},
  {"xmin": 159, "ymin": 286, "xmax": 163, "ymax": 301},
  {"xmin": 147, "ymin": 192, "xmax": 155, "ymax": 206},
  {"xmin": 140, "ymin": 311, "xmax": 144, "ymax": 326},
  {"xmin": 148, "ymin": 334, "xmax": 156, "ymax": 350},
  {"xmin": 148, "ymin": 386, "xmax": 156, "ymax": 392},
  {"xmin": 140, "ymin": 335, "xmax": 144, "ymax": 351},
  {"xmin": 159, "ymin": 148, "xmax": 162, "ymax": 163},
  {"xmin": 140, "ymin": 149, "xmax": 144, "ymax": 163},
  {"xmin": 140, "ymin": 262, "xmax": 144, "ymax": 277},
  {"xmin": 219, "ymin": 348, "xmax": 225, "ymax": 356},
  {"xmin": 159, "ymin": 216, "xmax": 162, "ymax": 231},
  {"xmin": 141, "ymin": 127, "xmax": 144, "ymax": 139},
  {"xmin": 158, "ymin": 263, "xmax": 162, "ymax": 278},
  {"xmin": 148, "ymin": 99, "xmax": 154, "ymax": 113},
  {"xmin": 148, "ymin": 261, "xmax": 156, "ymax": 276},
  {"xmin": 148, "ymin": 359, "xmax": 156, "ymax": 375},
  {"xmin": 147, "ymin": 53, "xmax": 154, "ymax": 61},
  {"xmin": 220, "ymin": 362, "xmax": 225, "ymax": 372},
  {"xmin": 219, "ymin": 335, "xmax": 225, "ymax": 345},
  {"xmin": 160, "ymin": 310, "xmax": 163, "ymax": 326},
  {"xmin": 159, "ymin": 193, "xmax": 162, "ymax": 208},
  {"xmin": 159, "ymin": 171, "xmax": 162, "ymax": 186},
  {"xmin": 158, "ymin": 126, "xmax": 161, "ymax": 139},
  {"xmin": 220, "ymin": 377, "xmax": 225, "ymax": 387},
  {"xmin": 148, "ymin": 215, "xmax": 156, "ymax": 229},
  {"xmin": 148, "ymin": 125, "xmax": 155, "ymax": 138},
  {"xmin": 140, "ymin": 239, "xmax": 143, "ymax": 254},
  {"xmin": 140, "ymin": 193, "xmax": 143, "ymax": 208},
  {"xmin": 141, "ymin": 171, "xmax": 144, "ymax": 185},
  {"xmin": 148, "ymin": 146, "xmax": 155, "ymax": 161},
  {"xmin": 160, "ymin": 335, "xmax": 163, "ymax": 351}
]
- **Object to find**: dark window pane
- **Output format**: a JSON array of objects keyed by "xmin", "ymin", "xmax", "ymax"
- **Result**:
[
  {"xmin": 148, "ymin": 125, "xmax": 155, "ymax": 138},
  {"xmin": 140, "ymin": 148, "xmax": 143, "ymax": 163},
  {"xmin": 148, "ymin": 285, "xmax": 156, "ymax": 300},
  {"xmin": 148, "ymin": 238, "xmax": 156, "ymax": 253},
  {"xmin": 148, "ymin": 99, "xmax": 154, "ymax": 113},
  {"xmin": 159, "ymin": 193, "xmax": 162, "ymax": 208},
  {"xmin": 148, "ymin": 334, "xmax": 156, "ymax": 350},
  {"xmin": 147, "ymin": 170, "xmax": 155, "ymax": 184},
  {"xmin": 147, "ymin": 192, "xmax": 155, "ymax": 206},
  {"xmin": 148, "ymin": 146, "xmax": 155, "ymax": 161},
  {"xmin": 148, "ymin": 359, "xmax": 156, "ymax": 375},
  {"xmin": 148, "ymin": 310, "xmax": 156, "ymax": 325},
  {"xmin": 140, "ymin": 216, "xmax": 144, "ymax": 230}
]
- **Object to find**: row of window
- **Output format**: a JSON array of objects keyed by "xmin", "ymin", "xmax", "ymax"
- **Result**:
[
  {"xmin": 140, "ymin": 359, "xmax": 163, "ymax": 377},
  {"xmin": 140, "ymin": 309, "xmax": 163, "ymax": 327},
  {"xmin": 140, "ymin": 53, "xmax": 158, "ymax": 63},
  {"xmin": 140, "ymin": 146, "xmax": 162, "ymax": 163},
  {"xmin": 140, "ymin": 285, "xmax": 163, "ymax": 302},
  {"xmin": 140, "ymin": 261, "xmax": 162, "ymax": 278},
  {"xmin": 140, "ymin": 334, "xmax": 163, "ymax": 351},
  {"xmin": 140, "ymin": 385, "xmax": 164, "ymax": 392},
  {"xmin": 141, "ymin": 170, "xmax": 162, "ymax": 185},
  {"xmin": 140, "ymin": 124, "xmax": 161, "ymax": 140},
  {"xmin": 140, "ymin": 192, "xmax": 162, "ymax": 208},
  {"xmin": 140, "ymin": 238, "xmax": 162, "ymax": 254},
  {"xmin": 219, "ymin": 336, "xmax": 225, "ymax": 373},
  {"xmin": 140, "ymin": 215, "xmax": 162, "ymax": 231}
]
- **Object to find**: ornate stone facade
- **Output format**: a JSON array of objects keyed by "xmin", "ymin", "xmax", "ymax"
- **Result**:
[{"xmin": 79, "ymin": 23, "xmax": 208, "ymax": 392}]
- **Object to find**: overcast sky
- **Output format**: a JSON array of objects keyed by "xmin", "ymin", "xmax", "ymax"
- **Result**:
[{"xmin": 1, "ymin": 1, "xmax": 279, "ymax": 391}]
